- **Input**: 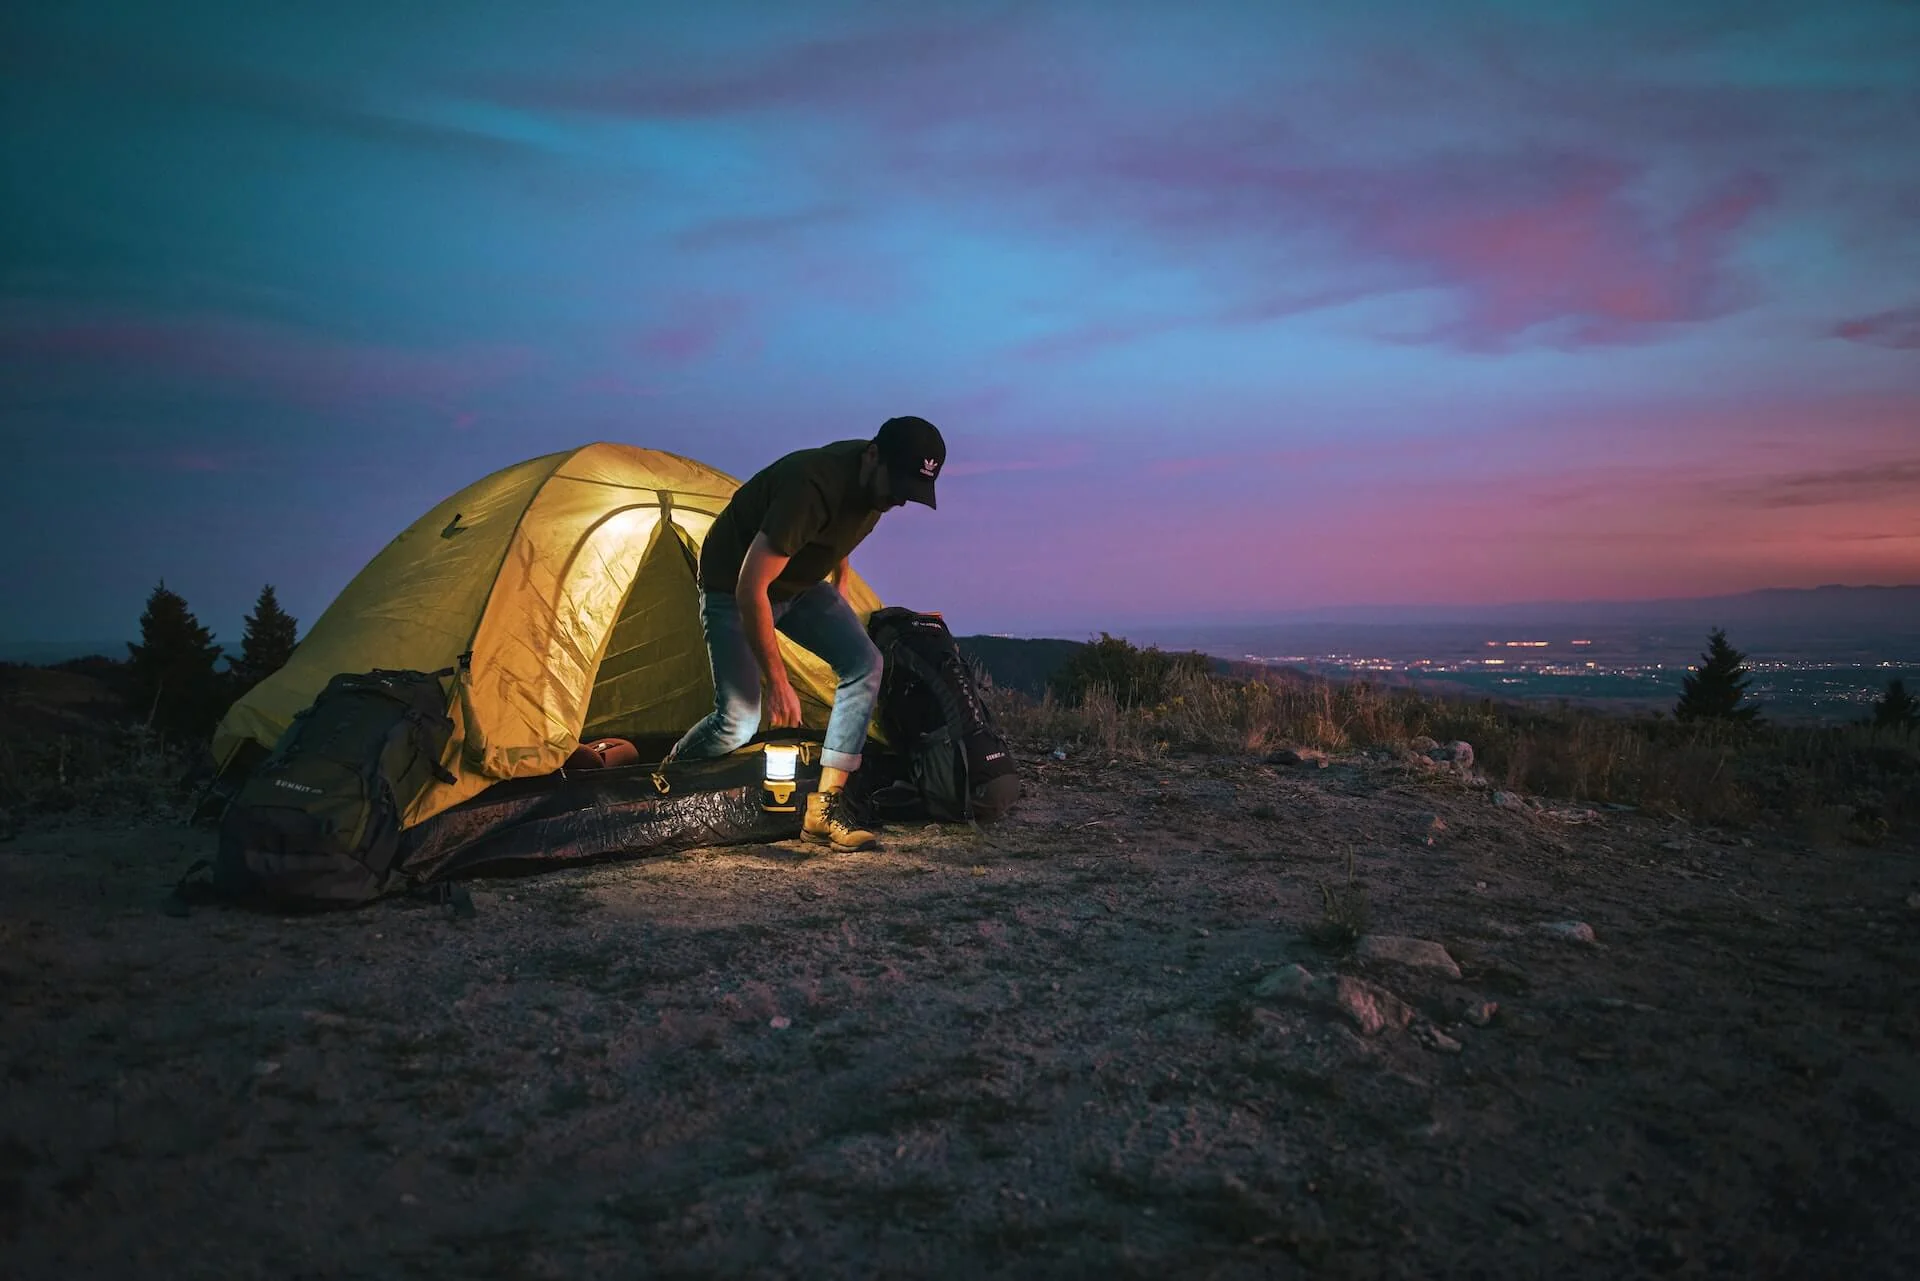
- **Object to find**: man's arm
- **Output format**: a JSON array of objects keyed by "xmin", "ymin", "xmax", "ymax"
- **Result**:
[
  {"xmin": 737, "ymin": 533, "xmax": 803, "ymax": 727},
  {"xmin": 830, "ymin": 557, "xmax": 850, "ymax": 596}
]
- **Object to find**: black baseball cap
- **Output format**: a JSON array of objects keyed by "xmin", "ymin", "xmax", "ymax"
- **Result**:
[{"xmin": 874, "ymin": 415, "xmax": 945, "ymax": 509}]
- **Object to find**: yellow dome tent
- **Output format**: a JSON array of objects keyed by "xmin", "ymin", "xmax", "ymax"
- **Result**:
[{"xmin": 211, "ymin": 443, "xmax": 884, "ymax": 829}]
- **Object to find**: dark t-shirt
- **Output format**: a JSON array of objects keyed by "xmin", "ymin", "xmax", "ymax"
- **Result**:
[{"xmin": 699, "ymin": 440, "xmax": 882, "ymax": 600}]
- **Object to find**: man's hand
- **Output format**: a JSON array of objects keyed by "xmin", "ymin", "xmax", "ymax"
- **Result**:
[{"xmin": 765, "ymin": 672, "xmax": 803, "ymax": 728}]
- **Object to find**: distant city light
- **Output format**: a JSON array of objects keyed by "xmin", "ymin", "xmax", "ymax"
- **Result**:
[{"xmin": 1503, "ymin": 641, "xmax": 1551, "ymax": 647}]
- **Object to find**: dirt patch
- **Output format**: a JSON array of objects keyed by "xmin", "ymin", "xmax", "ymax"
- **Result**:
[{"xmin": 3, "ymin": 749, "xmax": 1918, "ymax": 1278}]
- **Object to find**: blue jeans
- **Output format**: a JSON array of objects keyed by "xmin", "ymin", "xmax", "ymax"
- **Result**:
[{"xmin": 669, "ymin": 583, "xmax": 883, "ymax": 772}]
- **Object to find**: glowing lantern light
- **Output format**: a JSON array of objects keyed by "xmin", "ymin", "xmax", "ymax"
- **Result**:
[{"xmin": 763, "ymin": 744, "xmax": 800, "ymax": 812}]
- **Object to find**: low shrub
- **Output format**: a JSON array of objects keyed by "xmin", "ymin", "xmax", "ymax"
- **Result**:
[
  {"xmin": 0, "ymin": 724, "xmax": 203, "ymax": 824},
  {"xmin": 987, "ymin": 666, "xmax": 1920, "ymax": 832}
]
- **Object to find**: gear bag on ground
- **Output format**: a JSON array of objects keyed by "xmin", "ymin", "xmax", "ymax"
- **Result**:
[
  {"xmin": 214, "ymin": 668, "xmax": 458, "ymax": 905},
  {"xmin": 866, "ymin": 606, "xmax": 1022, "ymax": 823}
]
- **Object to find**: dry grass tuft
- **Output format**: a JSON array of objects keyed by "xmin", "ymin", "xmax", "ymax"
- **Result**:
[
  {"xmin": 0, "ymin": 725, "xmax": 201, "ymax": 825},
  {"xmin": 989, "ymin": 670, "xmax": 1920, "ymax": 831}
]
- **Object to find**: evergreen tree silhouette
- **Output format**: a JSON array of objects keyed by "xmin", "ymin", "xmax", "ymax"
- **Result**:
[
  {"xmin": 1674, "ymin": 628, "xmax": 1761, "ymax": 723},
  {"xmin": 230, "ymin": 584, "xmax": 299, "ymax": 692},
  {"xmin": 1872, "ymin": 678, "xmax": 1920, "ymax": 732},
  {"xmin": 126, "ymin": 580, "xmax": 224, "ymax": 744}
]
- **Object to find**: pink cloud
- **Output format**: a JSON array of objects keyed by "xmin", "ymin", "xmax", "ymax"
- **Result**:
[
  {"xmin": 1834, "ymin": 305, "xmax": 1920, "ymax": 350},
  {"xmin": 476, "ymin": 7, "xmax": 1898, "ymax": 361},
  {"xmin": 1367, "ymin": 165, "xmax": 1772, "ymax": 349},
  {"xmin": 0, "ymin": 305, "xmax": 536, "ymax": 414},
  {"xmin": 632, "ymin": 295, "xmax": 755, "ymax": 364},
  {"xmin": 980, "ymin": 134, "xmax": 1773, "ymax": 352}
]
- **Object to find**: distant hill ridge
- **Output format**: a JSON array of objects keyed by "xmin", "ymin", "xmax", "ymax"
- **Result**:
[{"xmin": 5, "ymin": 585, "xmax": 1914, "ymax": 667}]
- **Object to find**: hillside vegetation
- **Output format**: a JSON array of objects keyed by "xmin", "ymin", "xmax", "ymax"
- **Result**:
[{"xmin": 4, "ymin": 627, "xmax": 1917, "ymax": 842}]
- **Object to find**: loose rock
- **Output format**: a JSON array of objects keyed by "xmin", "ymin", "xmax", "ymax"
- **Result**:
[
  {"xmin": 1427, "ymin": 741, "xmax": 1476, "ymax": 768},
  {"xmin": 1412, "ymin": 1020, "xmax": 1464, "ymax": 1054},
  {"xmin": 1355, "ymin": 935, "xmax": 1463, "ymax": 978},
  {"xmin": 1539, "ymin": 921, "xmax": 1597, "ymax": 944},
  {"xmin": 1253, "ymin": 964, "xmax": 1316, "ymax": 1000},
  {"xmin": 1492, "ymin": 790, "xmax": 1527, "ymax": 810},
  {"xmin": 1252, "ymin": 966, "xmax": 1413, "ymax": 1036},
  {"xmin": 1330, "ymin": 976, "xmax": 1415, "ymax": 1036},
  {"xmin": 1462, "ymin": 1000, "xmax": 1499, "ymax": 1027}
]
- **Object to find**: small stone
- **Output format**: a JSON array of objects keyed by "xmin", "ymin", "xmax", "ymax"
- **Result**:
[
  {"xmin": 1539, "ymin": 921, "xmax": 1597, "ymax": 945},
  {"xmin": 399, "ymin": 1193, "xmax": 419, "ymax": 1206},
  {"xmin": 1413, "ymin": 1021, "xmax": 1463, "ymax": 1054},
  {"xmin": 1492, "ymin": 790, "xmax": 1526, "ymax": 810},
  {"xmin": 1906, "ymin": 893, "xmax": 1920, "ymax": 912},
  {"xmin": 1253, "ymin": 964, "xmax": 1316, "ymax": 1000},
  {"xmin": 1462, "ymin": 1000, "xmax": 1499, "ymax": 1027},
  {"xmin": 1329, "ymin": 976, "xmax": 1414, "ymax": 1036},
  {"xmin": 1355, "ymin": 935, "xmax": 1463, "ymax": 978},
  {"xmin": 251, "ymin": 1060, "xmax": 281, "ymax": 1077},
  {"xmin": 1255, "ymin": 967, "xmax": 1412, "ymax": 1037},
  {"xmin": 1051, "ymin": 749, "xmax": 1068, "ymax": 760},
  {"xmin": 769, "ymin": 1016, "xmax": 792, "ymax": 1030}
]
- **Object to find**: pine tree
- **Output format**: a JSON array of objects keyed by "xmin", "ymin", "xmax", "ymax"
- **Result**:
[
  {"xmin": 1872, "ymin": 678, "xmax": 1920, "ymax": 732},
  {"xmin": 125, "ymin": 580, "xmax": 225, "ymax": 744},
  {"xmin": 1674, "ymin": 628, "xmax": 1762, "ymax": 724},
  {"xmin": 230, "ymin": 584, "xmax": 300, "ymax": 692}
]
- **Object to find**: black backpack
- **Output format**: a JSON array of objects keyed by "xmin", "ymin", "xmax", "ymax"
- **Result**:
[
  {"xmin": 867, "ymin": 608, "xmax": 1022, "ymax": 823},
  {"xmin": 213, "ymin": 667, "xmax": 458, "ymax": 906}
]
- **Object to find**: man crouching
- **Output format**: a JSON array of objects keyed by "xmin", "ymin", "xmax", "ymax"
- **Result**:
[{"xmin": 667, "ymin": 416, "xmax": 946, "ymax": 851}]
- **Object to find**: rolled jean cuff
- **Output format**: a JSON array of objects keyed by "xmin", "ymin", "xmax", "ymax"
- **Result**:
[{"xmin": 819, "ymin": 747, "xmax": 862, "ymax": 772}]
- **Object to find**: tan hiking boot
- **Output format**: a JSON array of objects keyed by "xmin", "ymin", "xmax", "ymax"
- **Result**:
[{"xmin": 803, "ymin": 788, "xmax": 877, "ymax": 851}]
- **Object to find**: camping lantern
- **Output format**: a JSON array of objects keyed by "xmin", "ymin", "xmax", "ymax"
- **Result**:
[{"xmin": 762, "ymin": 744, "xmax": 800, "ymax": 812}]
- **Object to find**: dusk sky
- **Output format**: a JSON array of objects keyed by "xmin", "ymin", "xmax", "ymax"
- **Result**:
[{"xmin": 4, "ymin": 0, "xmax": 1918, "ymax": 646}]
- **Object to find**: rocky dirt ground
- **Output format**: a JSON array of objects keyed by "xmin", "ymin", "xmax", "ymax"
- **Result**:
[{"xmin": 3, "ymin": 744, "xmax": 1919, "ymax": 1280}]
